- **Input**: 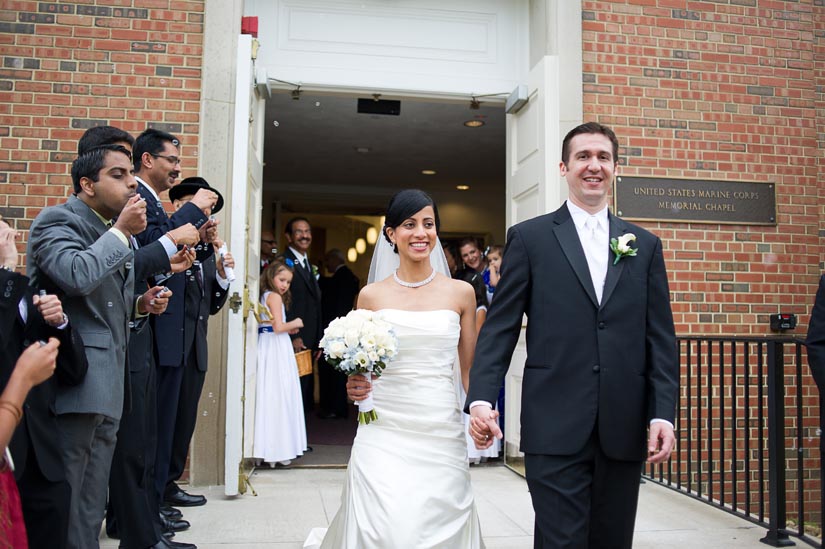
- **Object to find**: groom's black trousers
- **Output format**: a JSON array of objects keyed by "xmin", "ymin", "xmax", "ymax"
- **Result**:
[{"xmin": 525, "ymin": 425, "xmax": 643, "ymax": 549}]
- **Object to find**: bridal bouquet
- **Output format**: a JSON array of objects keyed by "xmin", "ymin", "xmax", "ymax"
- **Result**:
[{"xmin": 320, "ymin": 309, "xmax": 398, "ymax": 424}]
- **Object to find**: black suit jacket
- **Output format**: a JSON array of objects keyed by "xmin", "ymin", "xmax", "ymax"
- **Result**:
[
  {"xmin": 467, "ymin": 203, "xmax": 679, "ymax": 461},
  {"xmin": 320, "ymin": 265, "xmax": 360, "ymax": 329},
  {"xmin": 182, "ymin": 255, "xmax": 229, "ymax": 372},
  {"xmin": 806, "ymin": 275, "xmax": 825, "ymax": 391},
  {"xmin": 135, "ymin": 180, "xmax": 209, "ymax": 367},
  {"xmin": 0, "ymin": 271, "xmax": 87, "ymax": 481},
  {"xmin": 284, "ymin": 249, "xmax": 322, "ymax": 350}
]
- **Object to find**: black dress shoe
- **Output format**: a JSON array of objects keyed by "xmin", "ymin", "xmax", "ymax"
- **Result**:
[
  {"xmin": 160, "ymin": 504, "xmax": 183, "ymax": 520},
  {"xmin": 317, "ymin": 411, "xmax": 338, "ymax": 419},
  {"xmin": 159, "ymin": 512, "xmax": 190, "ymax": 533},
  {"xmin": 162, "ymin": 538, "xmax": 197, "ymax": 549},
  {"xmin": 142, "ymin": 538, "xmax": 197, "ymax": 549},
  {"xmin": 162, "ymin": 530, "xmax": 175, "ymax": 539},
  {"xmin": 164, "ymin": 489, "xmax": 207, "ymax": 507}
]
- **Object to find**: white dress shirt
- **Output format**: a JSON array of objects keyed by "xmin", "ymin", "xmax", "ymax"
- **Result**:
[{"xmin": 566, "ymin": 200, "xmax": 609, "ymax": 304}]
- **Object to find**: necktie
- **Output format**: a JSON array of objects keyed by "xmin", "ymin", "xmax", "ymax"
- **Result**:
[{"xmin": 583, "ymin": 216, "xmax": 607, "ymax": 304}]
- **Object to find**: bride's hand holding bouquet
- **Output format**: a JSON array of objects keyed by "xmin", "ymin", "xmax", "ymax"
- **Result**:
[{"xmin": 320, "ymin": 309, "xmax": 398, "ymax": 424}]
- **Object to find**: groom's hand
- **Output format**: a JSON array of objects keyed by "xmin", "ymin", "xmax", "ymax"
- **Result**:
[
  {"xmin": 469, "ymin": 405, "xmax": 503, "ymax": 449},
  {"xmin": 647, "ymin": 422, "xmax": 676, "ymax": 464}
]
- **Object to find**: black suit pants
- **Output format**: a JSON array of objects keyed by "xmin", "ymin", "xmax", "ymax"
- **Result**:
[
  {"xmin": 300, "ymin": 363, "xmax": 314, "ymax": 416},
  {"xmin": 525, "ymin": 426, "xmax": 643, "ymax": 549},
  {"xmin": 17, "ymin": 448, "xmax": 71, "ymax": 549},
  {"xmin": 154, "ymin": 360, "xmax": 185, "ymax": 503},
  {"xmin": 165, "ymin": 357, "xmax": 206, "ymax": 494},
  {"xmin": 107, "ymin": 362, "xmax": 162, "ymax": 548},
  {"xmin": 317, "ymin": 357, "xmax": 348, "ymax": 417}
]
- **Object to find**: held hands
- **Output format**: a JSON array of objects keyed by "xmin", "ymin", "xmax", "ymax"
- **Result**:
[
  {"xmin": 647, "ymin": 422, "xmax": 676, "ymax": 464},
  {"xmin": 139, "ymin": 286, "xmax": 172, "ymax": 315},
  {"xmin": 291, "ymin": 337, "xmax": 305, "ymax": 353},
  {"xmin": 169, "ymin": 248, "xmax": 196, "ymax": 274},
  {"xmin": 15, "ymin": 338, "xmax": 60, "ymax": 388},
  {"xmin": 114, "ymin": 195, "xmax": 147, "ymax": 237},
  {"xmin": 168, "ymin": 223, "xmax": 199, "ymax": 247},
  {"xmin": 469, "ymin": 406, "xmax": 503, "ymax": 449},
  {"xmin": 32, "ymin": 293, "xmax": 65, "ymax": 327}
]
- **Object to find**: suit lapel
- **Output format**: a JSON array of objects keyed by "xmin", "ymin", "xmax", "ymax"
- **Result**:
[
  {"xmin": 288, "ymin": 250, "xmax": 319, "ymax": 298},
  {"xmin": 553, "ymin": 205, "xmax": 600, "ymax": 309},
  {"xmin": 600, "ymin": 212, "xmax": 627, "ymax": 308}
]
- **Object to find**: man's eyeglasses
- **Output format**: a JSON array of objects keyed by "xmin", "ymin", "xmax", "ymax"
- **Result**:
[{"xmin": 150, "ymin": 153, "xmax": 181, "ymax": 165}]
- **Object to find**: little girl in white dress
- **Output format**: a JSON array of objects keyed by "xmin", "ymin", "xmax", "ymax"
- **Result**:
[{"xmin": 252, "ymin": 258, "xmax": 307, "ymax": 467}]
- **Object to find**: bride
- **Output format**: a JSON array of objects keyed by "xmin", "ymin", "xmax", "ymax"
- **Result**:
[{"xmin": 304, "ymin": 189, "xmax": 487, "ymax": 548}]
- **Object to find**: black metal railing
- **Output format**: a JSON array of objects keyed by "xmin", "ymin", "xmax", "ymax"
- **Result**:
[{"xmin": 644, "ymin": 336, "xmax": 823, "ymax": 548}]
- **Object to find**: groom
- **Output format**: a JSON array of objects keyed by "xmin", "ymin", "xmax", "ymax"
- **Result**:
[{"xmin": 467, "ymin": 122, "xmax": 679, "ymax": 548}]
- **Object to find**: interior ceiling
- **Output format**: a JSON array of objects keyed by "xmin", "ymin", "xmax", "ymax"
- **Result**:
[{"xmin": 263, "ymin": 91, "xmax": 506, "ymax": 215}]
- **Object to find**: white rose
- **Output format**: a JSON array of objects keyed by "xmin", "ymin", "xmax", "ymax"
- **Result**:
[
  {"xmin": 328, "ymin": 340, "xmax": 346, "ymax": 359},
  {"xmin": 344, "ymin": 329, "xmax": 360, "ymax": 348}
]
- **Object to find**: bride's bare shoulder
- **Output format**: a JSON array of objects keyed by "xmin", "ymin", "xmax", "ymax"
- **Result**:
[{"xmin": 357, "ymin": 278, "xmax": 392, "ymax": 309}]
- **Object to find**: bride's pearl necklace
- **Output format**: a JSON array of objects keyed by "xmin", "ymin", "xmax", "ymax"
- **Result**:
[{"xmin": 393, "ymin": 269, "xmax": 436, "ymax": 288}]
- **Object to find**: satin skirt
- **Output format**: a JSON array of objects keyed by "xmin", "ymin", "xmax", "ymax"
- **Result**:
[{"xmin": 305, "ymin": 309, "xmax": 485, "ymax": 548}]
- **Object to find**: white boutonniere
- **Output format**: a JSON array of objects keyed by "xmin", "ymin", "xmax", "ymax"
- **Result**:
[
  {"xmin": 311, "ymin": 264, "xmax": 319, "ymax": 279},
  {"xmin": 609, "ymin": 233, "xmax": 638, "ymax": 265}
]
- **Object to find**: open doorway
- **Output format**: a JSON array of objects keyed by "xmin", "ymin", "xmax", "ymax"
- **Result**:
[{"xmin": 260, "ymin": 90, "xmax": 506, "ymax": 466}]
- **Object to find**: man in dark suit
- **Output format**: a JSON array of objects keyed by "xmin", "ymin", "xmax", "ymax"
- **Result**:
[
  {"xmin": 284, "ymin": 217, "xmax": 323, "ymax": 417},
  {"xmin": 131, "ymin": 129, "xmax": 218, "ymax": 514},
  {"xmin": 27, "ymin": 144, "xmax": 149, "ymax": 549},
  {"xmin": 77, "ymin": 127, "xmax": 199, "ymax": 549},
  {"xmin": 162, "ymin": 177, "xmax": 231, "ymax": 509},
  {"xmin": 317, "ymin": 248, "xmax": 359, "ymax": 418},
  {"xmin": 0, "ymin": 216, "xmax": 87, "ymax": 549},
  {"xmin": 806, "ymin": 275, "xmax": 825, "ymax": 391},
  {"xmin": 467, "ymin": 122, "xmax": 679, "ymax": 548}
]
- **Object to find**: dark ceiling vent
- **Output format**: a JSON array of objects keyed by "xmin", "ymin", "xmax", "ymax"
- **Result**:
[{"xmin": 357, "ymin": 98, "xmax": 401, "ymax": 116}]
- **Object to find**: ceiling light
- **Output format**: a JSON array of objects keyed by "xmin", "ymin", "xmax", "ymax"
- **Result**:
[
  {"xmin": 421, "ymin": 169, "xmax": 436, "ymax": 175},
  {"xmin": 366, "ymin": 227, "xmax": 378, "ymax": 245},
  {"xmin": 355, "ymin": 146, "xmax": 371, "ymax": 154},
  {"xmin": 456, "ymin": 185, "xmax": 470, "ymax": 191},
  {"xmin": 463, "ymin": 120, "xmax": 484, "ymax": 128},
  {"xmin": 355, "ymin": 238, "xmax": 367, "ymax": 254},
  {"xmin": 347, "ymin": 247, "xmax": 357, "ymax": 262}
]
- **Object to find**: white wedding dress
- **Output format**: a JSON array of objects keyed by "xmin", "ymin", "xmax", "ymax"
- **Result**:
[{"xmin": 304, "ymin": 309, "xmax": 485, "ymax": 548}]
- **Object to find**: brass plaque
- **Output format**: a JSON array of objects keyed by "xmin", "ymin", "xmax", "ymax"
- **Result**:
[{"xmin": 614, "ymin": 176, "xmax": 776, "ymax": 225}]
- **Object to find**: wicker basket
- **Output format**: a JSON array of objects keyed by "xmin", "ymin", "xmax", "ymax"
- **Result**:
[{"xmin": 294, "ymin": 349, "xmax": 313, "ymax": 377}]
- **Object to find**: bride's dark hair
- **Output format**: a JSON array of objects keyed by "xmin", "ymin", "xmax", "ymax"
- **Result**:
[{"xmin": 383, "ymin": 189, "xmax": 441, "ymax": 251}]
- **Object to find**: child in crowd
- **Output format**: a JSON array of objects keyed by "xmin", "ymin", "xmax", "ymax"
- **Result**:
[
  {"xmin": 483, "ymin": 245, "xmax": 503, "ymax": 305},
  {"xmin": 252, "ymin": 258, "xmax": 307, "ymax": 467}
]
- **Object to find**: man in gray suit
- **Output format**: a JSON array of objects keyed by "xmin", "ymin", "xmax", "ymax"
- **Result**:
[{"xmin": 27, "ymin": 144, "xmax": 170, "ymax": 549}]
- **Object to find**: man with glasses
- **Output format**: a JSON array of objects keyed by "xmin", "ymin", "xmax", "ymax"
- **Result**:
[
  {"xmin": 260, "ymin": 229, "xmax": 278, "ymax": 272},
  {"xmin": 132, "ymin": 129, "xmax": 219, "ymax": 527}
]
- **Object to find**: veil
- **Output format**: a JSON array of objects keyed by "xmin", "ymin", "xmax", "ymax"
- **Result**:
[{"xmin": 367, "ymin": 236, "xmax": 451, "ymax": 284}]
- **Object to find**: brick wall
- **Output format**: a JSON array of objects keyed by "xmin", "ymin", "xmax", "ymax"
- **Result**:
[
  {"xmin": 582, "ymin": 0, "xmax": 821, "ymax": 336},
  {"xmin": 0, "ymin": 0, "xmax": 205, "ymax": 266},
  {"xmin": 582, "ymin": 0, "xmax": 824, "ymax": 533}
]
